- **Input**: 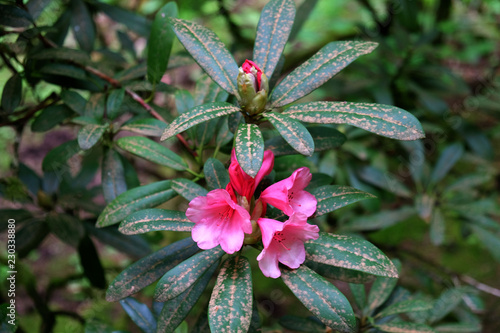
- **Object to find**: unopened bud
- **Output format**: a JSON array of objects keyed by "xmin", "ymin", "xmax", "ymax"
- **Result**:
[{"xmin": 237, "ymin": 59, "xmax": 269, "ymax": 115}]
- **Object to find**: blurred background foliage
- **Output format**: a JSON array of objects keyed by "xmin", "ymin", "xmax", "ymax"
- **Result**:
[{"xmin": 0, "ymin": 0, "xmax": 499, "ymax": 332}]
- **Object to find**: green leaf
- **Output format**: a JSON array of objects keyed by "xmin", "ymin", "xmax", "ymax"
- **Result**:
[
  {"xmin": 357, "ymin": 166, "xmax": 412, "ymax": 198},
  {"xmin": 78, "ymin": 124, "xmax": 107, "ymax": 150},
  {"xmin": 264, "ymin": 112, "xmax": 314, "ymax": 156},
  {"xmin": 116, "ymin": 136, "xmax": 188, "ymax": 171},
  {"xmin": 31, "ymin": 48, "xmax": 90, "ymax": 64},
  {"xmin": 430, "ymin": 208, "xmax": 445, "ymax": 246},
  {"xmin": 443, "ymin": 173, "xmax": 492, "ymax": 193},
  {"xmin": 157, "ymin": 261, "xmax": 218, "ymax": 332},
  {"xmin": 85, "ymin": 225, "xmax": 150, "ymax": 260},
  {"xmin": 175, "ymin": 89, "xmax": 195, "ymax": 114},
  {"xmin": 349, "ymin": 283, "xmax": 366, "ymax": 310},
  {"xmin": 306, "ymin": 262, "xmax": 377, "ymax": 284},
  {"xmin": 148, "ymin": 2, "xmax": 178, "ymax": 84},
  {"xmin": 120, "ymin": 118, "xmax": 166, "ymax": 137},
  {"xmin": 106, "ymin": 237, "xmax": 199, "ymax": 301},
  {"xmin": 42, "ymin": 139, "xmax": 80, "ymax": 172},
  {"xmin": 208, "ymin": 256, "xmax": 253, "ymax": 333},
  {"xmin": 235, "ymin": 123, "xmax": 264, "ymax": 177},
  {"xmin": 434, "ymin": 323, "xmax": 481, "ymax": 333},
  {"xmin": 102, "ymin": 148, "xmax": 127, "ymax": 203},
  {"xmin": 278, "ymin": 315, "xmax": 326, "ymax": 333},
  {"xmin": 119, "ymin": 208, "xmax": 194, "ymax": 235},
  {"xmin": 344, "ymin": 206, "xmax": 416, "ymax": 231},
  {"xmin": 106, "ymin": 88, "xmax": 125, "ymax": 120},
  {"xmin": 253, "ymin": 0, "xmax": 295, "ymax": 79},
  {"xmin": 428, "ymin": 287, "xmax": 465, "ymax": 324},
  {"xmin": 46, "ymin": 213, "xmax": 85, "ymax": 247},
  {"xmin": 119, "ymin": 298, "xmax": 156, "ymax": 333},
  {"xmin": 39, "ymin": 63, "xmax": 87, "ymax": 79},
  {"xmin": 204, "ymin": 158, "xmax": 230, "ymax": 190},
  {"xmin": 17, "ymin": 219, "xmax": 49, "ymax": 258},
  {"xmin": 172, "ymin": 178, "xmax": 208, "ymax": 201},
  {"xmin": 78, "ymin": 235, "xmax": 106, "ymax": 289},
  {"xmin": 160, "ymin": 102, "xmax": 241, "ymax": 141},
  {"xmin": 32, "ymin": 104, "xmax": 74, "ymax": 132},
  {"xmin": 366, "ymin": 260, "xmax": 401, "ymax": 313},
  {"xmin": 97, "ymin": 180, "xmax": 177, "ymax": 227},
  {"xmin": 305, "ymin": 232, "xmax": 398, "ymax": 279},
  {"xmin": 429, "ymin": 143, "xmax": 464, "ymax": 185},
  {"xmin": 70, "ymin": 0, "xmax": 95, "ymax": 52},
  {"xmin": 311, "ymin": 185, "xmax": 375, "ymax": 217},
  {"xmin": 95, "ymin": 2, "xmax": 151, "ymax": 37},
  {"xmin": 216, "ymin": 116, "xmax": 234, "ymax": 149},
  {"xmin": 154, "ymin": 247, "xmax": 224, "ymax": 302},
  {"xmin": 265, "ymin": 125, "xmax": 346, "ymax": 156},
  {"xmin": 270, "ymin": 41, "xmax": 377, "ymax": 107},
  {"xmin": 283, "ymin": 101, "xmax": 424, "ymax": 140},
  {"xmin": 1, "ymin": 73, "xmax": 22, "ymax": 112},
  {"xmin": 0, "ymin": 4, "xmax": 33, "ymax": 27},
  {"xmin": 167, "ymin": 17, "xmax": 239, "ymax": 95},
  {"xmin": 195, "ymin": 74, "xmax": 229, "ymax": 105},
  {"xmin": 61, "ymin": 90, "xmax": 86, "ymax": 115},
  {"xmin": 470, "ymin": 224, "xmax": 500, "ymax": 262},
  {"xmin": 282, "ymin": 265, "xmax": 356, "ymax": 333},
  {"xmin": 288, "ymin": 0, "xmax": 319, "ymax": 41},
  {"xmin": 374, "ymin": 322, "xmax": 436, "ymax": 333},
  {"xmin": 377, "ymin": 299, "xmax": 433, "ymax": 318}
]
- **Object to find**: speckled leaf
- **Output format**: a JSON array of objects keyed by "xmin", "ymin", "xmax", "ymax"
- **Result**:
[
  {"xmin": 367, "ymin": 260, "xmax": 401, "ymax": 313},
  {"xmin": 120, "ymin": 118, "xmax": 166, "ymax": 137},
  {"xmin": 305, "ymin": 232, "xmax": 398, "ymax": 280},
  {"xmin": 265, "ymin": 112, "xmax": 314, "ymax": 156},
  {"xmin": 168, "ymin": 17, "xmax": 239, "ymax": 95},
  {"xmin": 204, "ymin": 158, "xmax": 230, "ymax": 190},
  {"xmin": 160, "ymin": 102, "xmax": 241, "ymax": 141},
  {"xmin": 97, "ymin": 180, "xmax": 177, "ymax": 227},
  {"xmin": 305, "ymin": 261, "xmax": 377, "ymax": 284},
  {"xmin": 78, "ymin": 123, "xmax": 107, "ymax": 150},
  {"xmin": 172, "ymin": 178, "xmax": 208, "ymax": 201},
  {"xmin": 429, "ymin": 143, "xmax": 464, "ymax": 185},
  {"xmin": 1, "ymin": 73, "xmax": 22, "ymax": 112},
  {"xmin": 148, "ymin": 2, "xmax": 178, "ymax": 84},
  {"xmin": 116, "ymin": 136, "xmax": 187, "ymax": 171},
  {"xmin": 253, "ymin": 0, "xmax": 295, "ymax": 79},
  {"xmin": 119, "ymin": 208, "xmax": 194, "ymax": 235},
  {"xmin": 265, "ymin": 125, "xmax": 346, "ymax": 156},
  {"xmin": 311, "ymin": 185, "xmax": 375, "ymax": 217},
  {"xmin": 157, "ymin": 261, "xmax": 218, "ymax": 332},
  {"xmin": 374, "ymin": 322, "xmax": 436, "ymax": 333},
  {"xmin": 283, "ymin": 101, "xmax": 424, "ymax": 140},
  {"xmin": 208, "ymin": 256, "xmax": 253, "ymax": 333},
  {"xmin": 106, "ymin": 237, "xmax": 199, "ymax": 301},
  {"xmin": 281, "ymin": 265, "xmax": 356, "ymax": 333},
  {"xmin": 270, "ymin": 41, "xmax": 377, "ymax": 107},
  {"xmin": 119, "ymin": 297, "xmax": 157, "ymax": 333},
  {"xmin": 154, "ymin": 247, "xmax": 224, "ymax": 302},
  {"xmin": 235, "ymin": 123, "xmax": 264, "ymax": 177},
  {"xmin": 376, "ymin": 299, "xmax": 433, "ymax": 318}
]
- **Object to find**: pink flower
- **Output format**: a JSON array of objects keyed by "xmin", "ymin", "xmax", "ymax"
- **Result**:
[
  {"xmin": 228, "ymin": 149, "xmax": 274, "ymax": 201},
  {"xmin": 257, "ymin": 213, "xmax": 319, "ymax": 278},
  {"xmin": 241, "ymin": 59, "xmax": 263, "ymax": 91},
  {"xmin": 259, "ymin": 167, "xmax": 317, "ymax": 217},
  {"xmin": 186, "ymin": 189, "xmax": 252, "ymax": 254}
]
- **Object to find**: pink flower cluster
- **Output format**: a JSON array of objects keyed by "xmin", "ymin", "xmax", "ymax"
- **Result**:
[{"xmin": 186, "ymin": 150, "xmax": 319, "ymax": 278}]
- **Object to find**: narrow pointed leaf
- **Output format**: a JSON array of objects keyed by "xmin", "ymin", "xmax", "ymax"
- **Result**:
[
  {"xmin": 1, "ymin": 73, "xmax": 22, "ymax": 112},
  {"xmin": 148, "ymin": 2, "xmax": 178, "ymax": 84},
  {"xmin": 168, "ymin": 17, "xmax": 239, "ymax": 95},
  {"xmin": 204, "ymin": 158, "xmax": 230, "ymax": 190},
  {"xmin": 430, "ymin": 208, "xmax": 445, "ymax": 246},
  {"xmin": 283, "ymin": 101, "xmax": 424, "ymax": 140},
  {"xmin": 470, "ymin": 224, "xmax": 500, "ymax": 262},
  {"xmin": 344, "ymin": 206, "xmax": 417, "ymax": 231},
  {"xmin": 350, "ymin": 283, "xmax": 366, "ymax": 310},
  {"xmin": 429, "ymin": 143, "xmax": 464, "ymax": 185},
  {"xmin": 42, "ymin": 139, "xmax": 80, "ymax": 172},
  {"xmin": 116, "ymin": 136, "xmax": 187, "ymax": 171},
  {"xmin": 32, "ymin": 105, "xmax": 74, "ymax": 132},
  {"xmin": 208, "ymin": 256, "xmax": 253, "ymax": 333},
  {"xmin": 311, "ymin": 185, "xmax": 376, "ymax": 217},
  {"xmin": 282, "ymin": 265, "xmax": 356, "ymax": 333},
  {"xmin": 195, "ymin": 74, "xmax": 230, "ymax": 105},
  {"xmin": 158, "ymin": 262, "xmax": 218, "ymax": 332},
  {"xmin": 154, "ymin": 247, "xmax": 224, "ymax": 302},
  {"xmin": 120, "ymin": 118, "xmax": 166, "ymax": 137},
  {"xmin": 78, "ymin": 123, "xmax": 107, "ymax": 150},
  {"xmin": 271, "ymin": 41, "xmax": 377, "ymax": 107},
  {"xmin": 429, "ymin": 288, "xmax": 466, "ymax": 324},
  {"xmin": 78, "ymin": 235, "xmax": 106, "ymax": 289},
  {"xmin": 70, "ymin": 0, "xmax": 95, "ymax": 52},
  {"xmin": 305, "ymin": 232, "xmax": 398, "ymax": 279},
  {"xmin": 61, "ymin": 90, "xmax": 86, "ymax": 115},
  {"xmin": 288, "ymin": 0, "xmax": 319, "ymax": 41},
  {"xmin": 235, "ymin": 123, "xmax": 264, "ymax": 177},
  {"xmin": 160, "ymin": 102, "xmax": 241, "ymax": 141},
  {"xmin": 253, "ymin": 0, "xmax": 295, "ymax": 79},
  {"xmin": 306, "ymin": 261, "xmax": 377, "ymax": 284},
  {"xmin": 120, "ymin": 297, "xmax": 157, "ymax": 333},
  {"xmin": 374, "ymin": 322, "xmax": 436, "ymax": 333},
  {"xmin": 106, "ymin": 237, "xmax": 199, "ymax": 301},
  {"xmin": 172, "ymin": 178, "xmax": 209, "ymax": 201},
  {"xmin": 102, "ymin": 148, "xmax": 127, "ymax": 203},
  {"xmin": 97, "ymin": 180, "xmax": 177, "ymax": 227},
  {"xmin": 119, "ymin": 208, "xmax": 194, "ymax": 235},
  {"xmin": 106, "ymin": 88, "xmax": 125, "ymax": 120},
  {"xmin": 367, "ymin": 260, "xmax": 401, "ymax": 313},
  {"xmin": 357, "ymin": 166, "xmax": 412, "ymax": 197},
  {"xmin": 434, "ymin": 323, "xmax": 481, "ymax": 332},
  {"xmin": 265, "ymin": 112, "xmax": 314, "ymax": 156},
  {"xmin": 376, "ymin": 299, "xmax": 433, "ymax": 318}
]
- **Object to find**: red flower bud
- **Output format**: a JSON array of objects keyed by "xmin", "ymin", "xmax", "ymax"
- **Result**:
[{"xmin": 241, "ymin": 59, "xmax": 262, "ymax": 90}]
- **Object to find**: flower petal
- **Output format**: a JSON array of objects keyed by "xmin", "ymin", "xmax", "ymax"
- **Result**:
[{"xmin": 257, "ymin": 243, "xmax": 281, "ymax": 278}]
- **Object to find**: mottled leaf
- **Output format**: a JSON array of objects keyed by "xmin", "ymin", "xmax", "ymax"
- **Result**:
[
  {"xmin": 120, "ymin": 118, "xmax": 166, "ymax": 137},
  {"xmin": 367, "ymin": 260, "xmax": 401, "ymax": 313},
  {"xmin": 160, "ymin": 102, "xmax": 241, "ymax": 141},
  {"xmin": 119, "ymin": 298, "xmax": 156, "ymax": 333},
  {"xmin": 282, "ymin": 265, "xmax": 356, "ymax": 333},
  {"xmin": 283, "ymin": 101, "xmax": 424, "ymax": 140},
  {"xmin": 235, "ymin": 123, "xmax": 264, "ymax": 177},
  {"xmin": 116, "ymin": 136, "xmax": 187, "ymax": 171},
  {"xmin": 119, "ymin": 209, "xmax": 193, "ymax": 235},
  {"xmin": 311, "ymin": 185, "xmax": 375, "ymax": 217},
  {"xmin": 1, "ymin": 73, "xmax": 22, "ymax": 112},
  {"xmin": 271, "ymin": 41, "xmax": 377, "ymax": 107},
  {"xmin": 265, "ymin": 112, "xmax": 314, "ymax": 156},
  {"xmin": 78, "ymin": 124, "xmax": 107, "ymax": 150},
  {"xmin": 106, "ymin": 237, "xmax": 199, "ymax": 301},
  {"xmin": 172, "ymin": 178, "xmax": 208, "ymax": 201},
  {"xmin": 168, "ymin": 17, "xmax": 239, "ymax": 95},
  {"xmin": 97, "ymin": 180, "xmax": 177, "ymax": 227},
  {"xmin": 204, "ymin": 158, "xmax": 230, "ymax": 190},
  {"xmin": 154, "ymin": 247, "xmax": 224, "ymax": 302},
  {"xmin": 208, "ymin": 256, "xmax": 253, "ymax": 333},
  {"xmin": 253, "ymin": 0, "xmax": 295, "ymax": 79}
]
